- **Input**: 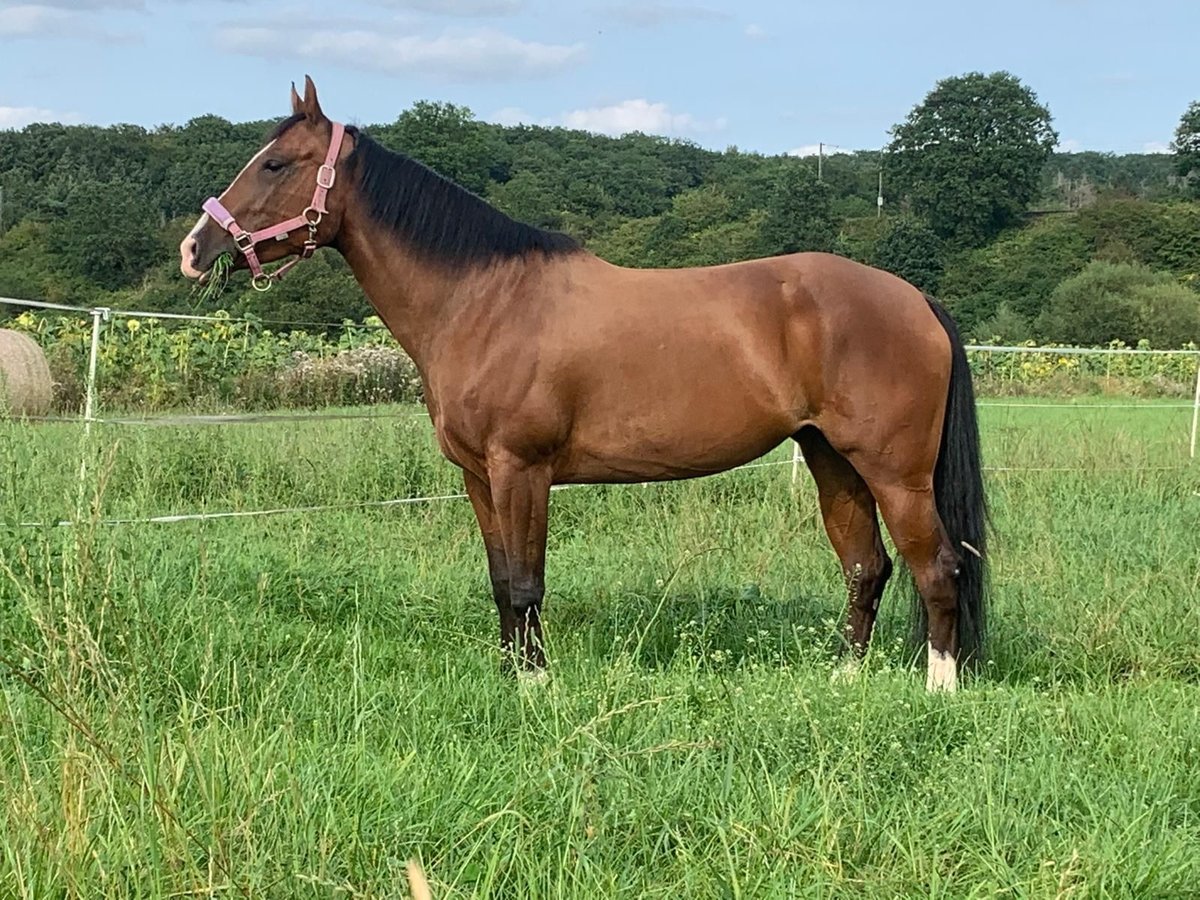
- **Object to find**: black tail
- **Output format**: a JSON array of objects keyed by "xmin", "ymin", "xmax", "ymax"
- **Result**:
[{"xmin": 913, "ymin": 297, "xmax": 989, "ymax": 664}]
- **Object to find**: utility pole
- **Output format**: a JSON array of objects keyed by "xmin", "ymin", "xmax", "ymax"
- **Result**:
[
  {"xmin": 876, "ymin": 168, "xmax": 883, "ymax": 219},
  {"xmin": 817, "ymin": 142, "xmax": 823, "ymax": 181}
]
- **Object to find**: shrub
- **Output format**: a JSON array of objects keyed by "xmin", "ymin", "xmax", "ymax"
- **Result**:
[
  {"xmin": 973, "ymin": 303, "xmax": 1033, "ymax": 344},
  {"xmin": 274, "ymin": 347, "xmax": 423, "ymax": 408},
  {"xmin": 1035, "ymin": 261, "xmax": 1146, "ymax": 344},
  {"xmin": 1131, "ymin": 280, "xmax": 1200, "ymax": 348},
  {"xmin": 1036, "ymin": 260, "xmax": 1199, "ymax": 346}
]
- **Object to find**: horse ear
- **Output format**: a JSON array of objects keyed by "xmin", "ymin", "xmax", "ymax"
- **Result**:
[
  {"xmin": 300, "ymin": 74, "xmax": 326, "ymax": 123},
  {"xmin": 290, "ymin": 82, "xmax": 302, "ymax": 115}
]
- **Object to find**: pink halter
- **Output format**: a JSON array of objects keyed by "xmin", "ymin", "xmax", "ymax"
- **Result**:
[{"xmin": 202, "ymin": 122, "xmax": 346, "ymax": 292}]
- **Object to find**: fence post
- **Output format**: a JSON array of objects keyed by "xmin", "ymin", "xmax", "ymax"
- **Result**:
[
  {"xmin": 1190, "ymin": 356, "xmax": 1200, "ymax": 460},
  {"xmin": 74, "ymin": 306, "xmax": 109, "ymax": 521},
  {"xmin": 83, "ymin": 307, "xmax": 109, "ymax": 428},
  {"xmin": 791, "ymin": 442, "xmax": 803, "ymax": 485}
]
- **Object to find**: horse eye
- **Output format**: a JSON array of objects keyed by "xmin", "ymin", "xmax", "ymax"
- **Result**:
[{"xmin": 262, "ymin": 159, "xmax": 287, "ymax": 173}]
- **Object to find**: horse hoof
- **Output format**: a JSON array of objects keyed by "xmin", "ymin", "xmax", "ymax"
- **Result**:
[
  {"xmin": 517, "ymin": 668, "xmax": 550, "ymax": 686},
  {"xmin": 925, "ymin": 643, "xmax": 958, "ymax": 693},
  {"xmin": 830, "ymin": 658, "xmax": 861, "ymax": 683}
]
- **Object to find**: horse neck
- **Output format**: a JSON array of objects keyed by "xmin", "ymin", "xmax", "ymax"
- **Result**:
[{"xmin": 334, "ymin": 197, "xmax": 468, "ymax": 370}]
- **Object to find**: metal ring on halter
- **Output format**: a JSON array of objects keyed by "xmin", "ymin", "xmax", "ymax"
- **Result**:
[
  {"xmin": 252, "ymin": 273, "xmax": 273, "ymax": 292},
  {"xmin": 303, "ymin": 207, "xmax": 323, "ymax": 227}
]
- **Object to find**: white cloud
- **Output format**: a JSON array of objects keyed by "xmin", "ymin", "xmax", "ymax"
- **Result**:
[
  {"xmin": 604, "ymin": 2, "xmax": 729, "ymax": 27},
  {"xmin": 367, "ymin": 0, "xmax": 523, "ymax": 13},
  {"xmin": 0, "ymin": 104, "xmax": 81, "ymax": 129},
  {"xmin": 492, "ymin": 106, "xmax": 544, "ymax": 126},
  {"xmin": 562, "ymin": 99, "xmax": 725, "ymax": 136},
  {"xmin": 491, "ymin": 99, "xmax": 725, "ymax": 138},
  {"xmin": 0, "ymin": 4, "xmax": 70, "ymax": 35},
  {"xmin": 787, "ymin": 144, "xmax": 853, "ymax": 158},
  {"xmin": 744, "ymin": 23, "xmax": 766, "ymax": 39},
  {"xmin": 0, "ymin": 0, "xmax": 143, "ymax": 8},
  {"xmin": 1055, "ymin": 138, "xmax": 1083, "ymax": 153},
  {"xmin": 1142, "ymin": 141, "xmax": 1171, "ymax": 154},
  {"xmin": 216, "ymin": 25, "xmax": 585, "ymax": 81},
  {"xmin": 0, "ymin": 2, "xmax": 139, "ymax": 39}
]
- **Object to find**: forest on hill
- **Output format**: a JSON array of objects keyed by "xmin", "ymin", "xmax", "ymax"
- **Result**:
[{"xmin": 2, "ymin": 72, "xmax": 1198, "ymax": 346}]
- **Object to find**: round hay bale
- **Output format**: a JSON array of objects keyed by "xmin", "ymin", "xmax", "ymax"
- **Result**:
[{"xmin": 0, "ymin": 329, "xmax": 53, "ymax": 418}]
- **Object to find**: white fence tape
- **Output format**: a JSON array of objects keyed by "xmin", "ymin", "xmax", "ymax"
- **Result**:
[
  {"xmin": 1, "ymin": 295, "xmax": 388, "ymax": 330},
  {"xmin": 23, "ymin": 411, "xmax": 431, "ymax": 426},
  {"xmin": 0, "ymin": 296, "xmax": 96, "ymax": 315},
  {"xmin": 13, "ymin": 460, "xmax": 1188, "ymax": 531},
  {"xmin": 17, "ymin": 459, "xmax": 798, "ymax": 529}
]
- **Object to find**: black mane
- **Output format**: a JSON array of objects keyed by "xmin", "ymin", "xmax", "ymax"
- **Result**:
[{"xmin": 343, "ymin": 126, "xmax": 580, "ymax": 266}]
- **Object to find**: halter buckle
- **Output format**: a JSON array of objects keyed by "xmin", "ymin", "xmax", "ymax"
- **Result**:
[
  {"xmin": 316, "ymin": 164, "xmax": 336, "ymax": 189},
  {"xmin": 234, "ymin": 231, "xmax": 256, "ymax": 252}
]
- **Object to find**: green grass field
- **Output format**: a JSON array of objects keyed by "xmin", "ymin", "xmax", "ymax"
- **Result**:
[{"xmin": 1, "ymin": 400, "xmax": 1198, "ymax": 898}]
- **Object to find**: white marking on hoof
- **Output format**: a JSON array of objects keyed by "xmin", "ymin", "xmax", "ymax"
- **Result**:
[
  {"xmin": 926, "ymin": 642, "xmax": 958, "ymax": 693},
  {"xmin": 830, "ymin": 657, "xmax": 861, "ymax": 683},
  {"xmin": 517, "ymin": 669, "xmax": 549, "ymax": 686}
]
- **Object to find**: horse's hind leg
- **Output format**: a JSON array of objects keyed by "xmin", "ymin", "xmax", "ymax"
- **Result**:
[
  {"xmin": 796, "ymin": 428, "xmax": 893, "ymax": 659},
  {"xmin": 861, "ymin": 478, "xmax": 961, "ymax": 692}
]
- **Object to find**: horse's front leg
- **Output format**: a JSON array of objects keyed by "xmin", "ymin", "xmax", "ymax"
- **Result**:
[
  {"xmin": 487, "ymin": 454, "xmax": 553, "ymax": 674},
  {"xmin": 463, "ymin": 469, "xmax": 519, "ymax": 672}
]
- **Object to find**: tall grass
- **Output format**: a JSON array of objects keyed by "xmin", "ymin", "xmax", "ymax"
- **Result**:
[{"xmin": 0, "ymin": 402, "xmax": 1197, "ymax": 897}]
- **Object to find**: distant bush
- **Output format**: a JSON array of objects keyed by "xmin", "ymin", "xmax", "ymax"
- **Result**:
[
  {"xmin": 250, "ymin": 346, "xmax": 423, "ymax": 409},
  {"xmin": 1035, "ymin": 261, "xmax": 1200, "ymax": 346},
  {"xmin": 1129, "ymin": 279, "xmax": 1200, "ymax": 349},
  {"xmin": 973, "ymin": 303, "xmax": 1033, "ymax": 344}
]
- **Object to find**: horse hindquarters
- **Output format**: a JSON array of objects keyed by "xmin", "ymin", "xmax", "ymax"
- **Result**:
[{"xmin": 821, "ymin": 297, "xmax": 987, "ymax": 691}]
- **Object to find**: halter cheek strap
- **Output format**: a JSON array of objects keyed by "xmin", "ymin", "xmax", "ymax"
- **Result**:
[{"xmin": 202, "ymin": 121, "xmax": 345, "ymax": 292}]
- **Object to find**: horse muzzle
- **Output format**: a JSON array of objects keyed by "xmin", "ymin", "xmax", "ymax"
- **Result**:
[{"xmin": 179, "ymin": 213, "xmax": 235, "ymax": 282}]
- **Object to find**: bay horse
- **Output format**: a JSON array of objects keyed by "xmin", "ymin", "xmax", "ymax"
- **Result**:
[{"xmin": 180, "ymin": 77, "xmax": 987, "ymax": 691}]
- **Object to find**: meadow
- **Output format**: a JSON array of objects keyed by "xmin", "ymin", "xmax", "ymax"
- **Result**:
[{"xmin": 0, "ymin": 399, "xmax": 1198, "ymax": 898}]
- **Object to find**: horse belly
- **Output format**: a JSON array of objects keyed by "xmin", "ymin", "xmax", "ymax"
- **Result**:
[{"xmin": 557, "ymin": 375, "xmax": 801, "ymax": 483}]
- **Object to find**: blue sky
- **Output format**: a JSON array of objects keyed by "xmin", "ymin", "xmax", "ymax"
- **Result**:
[{"xmin": 1, "ymin": 0, "xmax": 1195, "ymax": 156}]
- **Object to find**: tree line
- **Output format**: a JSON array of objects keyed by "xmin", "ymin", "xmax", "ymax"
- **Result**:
[{"xmin": 1, "ymin": 72, "xmax": 1197, "ymax": 346}]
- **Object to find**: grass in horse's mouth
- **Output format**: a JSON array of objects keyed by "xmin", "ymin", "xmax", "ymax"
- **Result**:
[{"xmin": 193, "ymin": 252, "xmax": 234, "ymax": 303}]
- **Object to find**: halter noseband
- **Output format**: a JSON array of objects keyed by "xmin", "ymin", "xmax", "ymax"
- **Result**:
[{"xmin": 201, "ymin": 121, "xmax": 346, "ymax": 292}]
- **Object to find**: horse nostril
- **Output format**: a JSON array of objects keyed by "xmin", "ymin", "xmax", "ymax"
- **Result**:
[{"xmin": 179, "ymin": 236, "xmax": 204, "ymax": 277}]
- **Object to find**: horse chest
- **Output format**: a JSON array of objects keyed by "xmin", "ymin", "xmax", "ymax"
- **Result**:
[{"xmin": 431, "ymin": 415, "xmax": 486, "ymax": 472}]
